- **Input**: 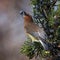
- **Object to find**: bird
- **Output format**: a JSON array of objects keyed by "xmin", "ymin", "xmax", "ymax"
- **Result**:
[
  {"xmin": 20, "ymin": 10, "xmax": 55, "ymax": 51},
  {"xmin": 20, "ymin": 10, "xmax": 47, "ymax": 39}
]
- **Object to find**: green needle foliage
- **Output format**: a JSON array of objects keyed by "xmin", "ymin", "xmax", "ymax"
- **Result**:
[
  {"xmin": 20, "ymin": 37, "xmax": 35, "ymax": 59},
  {"xmin": 20, "ymin": 37, "xmax": 51, "ymax": 59}
]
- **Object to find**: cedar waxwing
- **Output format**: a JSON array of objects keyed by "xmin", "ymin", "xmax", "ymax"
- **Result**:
[
  {"xmin": 20, "ymin": 10, "xmax": 47, "ymax": 40},
  {"xmin": 20, "ymin": 10, "xmax": 56, "ymax": 51}
]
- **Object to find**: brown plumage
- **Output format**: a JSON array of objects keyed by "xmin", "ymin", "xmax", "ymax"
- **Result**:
[
  {"xmin": 20, "ymin": 11, "xmax": 47, "ymax": 40},
  {"xmin": 20, "ymin": 11, "xmax": 52, "ymax": 50}
]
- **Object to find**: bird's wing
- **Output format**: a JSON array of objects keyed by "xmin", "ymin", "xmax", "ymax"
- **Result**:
[
  {"xmin": 25, "ymin": 23, "xmax": 53, "ymax": 50},
  {"xmin": 25, "ymin": 22, "xmax": 47, "ymax": 40},
  {"xmin": 27, "ymin": 32, "xmax": 52, "ymax": 50}
]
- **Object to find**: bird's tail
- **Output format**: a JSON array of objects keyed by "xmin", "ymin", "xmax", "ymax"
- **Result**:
[{"xmin": 38, "ymin": 36, "xmax": 49, "ymax": 50}]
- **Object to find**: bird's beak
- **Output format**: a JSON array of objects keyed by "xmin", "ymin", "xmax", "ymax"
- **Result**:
[{"xmin": 20, "ymin": 10, "xmax": 26, "ymax": 17}]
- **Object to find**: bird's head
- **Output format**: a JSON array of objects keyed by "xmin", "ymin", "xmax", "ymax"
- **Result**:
[
  {"xmin": 20, "ymin": 10, "xmax": 27, "ymax": 16},
  {"xmin": 20, "ymin": 10, "xmax": 33, "ymax": 22}
]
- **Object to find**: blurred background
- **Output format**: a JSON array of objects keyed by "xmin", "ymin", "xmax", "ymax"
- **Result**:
[{"xmin": 0, "ymin": 0, "xmax": 33, "ymax": 60}]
